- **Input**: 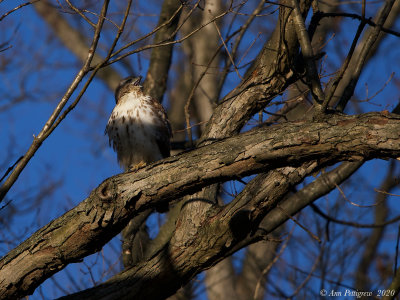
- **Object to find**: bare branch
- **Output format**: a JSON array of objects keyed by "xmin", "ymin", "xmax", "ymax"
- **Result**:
[
  {"xmin": 65, "ymin": 0, "xmax": 96, "ymax": 28},
  {"xmin": 260, "ymin": 161, "xmax": 363, "ymax": 234},
  {"xmin": 142, "ymin": 0, "xmax": 183, "ymax": 101},
  {"xmin": 336, "ymin": 0, "xmax": 396, "ymax": 111},
  {"xmin": 2, "ymin": 112, "xmax": 400, "ymax": 298},
  {"xmin": 0, "ymin": 0, "xmax": 111, "ymax": 203},
  {"xmin": 0, "ymin": 0, "xmax": 39, "ymax": 22},
  {"xmin": 33, "ymin": 1, "xmax": 122, "ymax": 90},
  {"xmin": 291, "ymin": 0, "xmax": 325, "ymax": 107},
  {"xmin": 355, "ymin": 162, "xmax": 397, "ymax": 292}
]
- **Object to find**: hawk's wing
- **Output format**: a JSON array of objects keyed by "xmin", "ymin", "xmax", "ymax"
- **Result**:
[
  {"xmin": 150, "ymin": 97, "xmax": 172, "ymax": 159},
  {"xmin": 105, "ymin": 112, "xmax": 118, "ymax": 151}
]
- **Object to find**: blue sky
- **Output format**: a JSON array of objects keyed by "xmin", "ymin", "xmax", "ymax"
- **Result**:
[{"xmin": 1, "ymin": 1, "xmax": 400, "ymax": 299}]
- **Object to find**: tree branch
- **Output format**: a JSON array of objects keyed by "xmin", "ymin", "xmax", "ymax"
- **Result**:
[
  {"xmin": 142, "ymin": 0, "xmax": 182, "ymax": 101},
  {"xmin": 291, "ymin": 0, "xmax": 325, "ymax": 107},
  {"xmin": 2, "ymin": 112, "xmax": 400, "ymax": 298},
  {"xmin": 336, "ymin": 0, "xmax": 396, "ymax": 111},
  {"xmin": 355, "ymin": 162, "xmax": 396, "ymax": 291},
  {"xmin": 0, "ymin": 0, "xmax": 111, "ymax": 203},
  {"xmin": 33, "ymin": 0, "xmax": 122, "ymax": 90}
]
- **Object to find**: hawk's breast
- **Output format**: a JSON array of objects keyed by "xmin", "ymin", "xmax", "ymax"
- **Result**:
[{"xmin": 106, "ymin": 93, "xmax": 171, "ymax": 170}]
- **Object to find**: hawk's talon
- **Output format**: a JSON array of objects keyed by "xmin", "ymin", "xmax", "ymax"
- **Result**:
[{"xmin": 129, "ymin": 161, "xmax": 147, "ymax": 172}]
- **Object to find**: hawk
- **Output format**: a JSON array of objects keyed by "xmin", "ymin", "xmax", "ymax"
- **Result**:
[{"xmin": 105, "ymin": 76, "xmax": 171, "ymax": 171}]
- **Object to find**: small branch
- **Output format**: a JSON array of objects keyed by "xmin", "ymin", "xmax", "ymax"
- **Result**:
[
  {"xmin": 108, "ymin": 3, "xmax": 186, "ymax": 60},
  {"xmin": 0, "ymin": 0, "xmax": 39, "ymax": 22},
  {"xmin": 335, "ymin": 0, "xmax": 397, "ymax": 111},
  {"xmin": 260, "ymin": 161, "xmax": 364, "ymax": 234},
  {"xmin": 311, "ymin": 204, "xmax": 400, "ymax": 228},
  {"xmin": 311, "ymin": 12, "xmax": 400, "ymax": 38},
  {"xmin": 47, "ymin": 0, "xmax": 132, "ymax": 135},
  {"xmin": 253, "ymin": 227, "xmax": 293, "ymax": 300},
  {"xmin": 276, "ymin": 205, "xmax": 321, "ymax": 242},
  {"xmin": 213, "ymin": 21, "xmax": 242, "ymax": 80},
  {"xmin": 217, "ymin": 0, "xmax": 265, "ymax": 97},
  {"xmin": 291, "ymin": 0, "xmax": 325, "ymax": 108},
  {"xmin": 184, "ymin": 30, "xmax": 240, "ymax": 145},
  {"xmin": 324, "ymin": 19, "xmax": 366, "ymax": 110},
  {"xmin": 287, "ymin": 248, "xmax": 322, "ymax": 298},
  {"xmin": 0, "ymin": 156, "xmax": 23, "ymax": 183},
  {"xmin": 355, "ymin": 161, "xmax": 396, "ymax": 292},
  {"xmin": 104, "ymin": 3, "xmax": 233, "ymax": 68},
  {"xmin": 65, "ymin": 0, "xmax": 96, "ymax": 28},
  {"xmin": 0, "ymin": 0, "xmax": 111, "ymax": 202}
]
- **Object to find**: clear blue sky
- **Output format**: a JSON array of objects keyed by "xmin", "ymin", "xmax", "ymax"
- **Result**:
[{"xmin": 1, "ymin": 1, "xmax": 400, "ymax": 299}]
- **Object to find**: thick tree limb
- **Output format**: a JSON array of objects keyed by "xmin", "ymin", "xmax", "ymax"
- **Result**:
[
  {"xmin": 2, "ymin": 112, "xmax": 400, "ymax": 299},
  {"xmin": 168, "ymin": 2, "xmax": 311, "ymax": 297},
  {"xmin": 60, "ymin": 111, "xmax": 400, "ymax": 299},
  {"xmin": 173, "ymin": 2, "xmax": 311, "ymax": 291}
]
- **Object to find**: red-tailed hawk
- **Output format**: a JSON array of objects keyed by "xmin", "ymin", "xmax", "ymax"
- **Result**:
[{"xmin": 105, "ymin": 76, "xmax": 171, "ymax": 171}]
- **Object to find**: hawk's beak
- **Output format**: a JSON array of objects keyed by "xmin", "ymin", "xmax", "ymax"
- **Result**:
[{"xmin": 133, "ymin": 76, "xmax": 142, "ymax": 86}]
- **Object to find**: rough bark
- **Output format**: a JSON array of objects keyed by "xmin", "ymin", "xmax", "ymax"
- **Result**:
[
  {"xmin": 174, "ymin": 2, "xmax": 311, "ymax": 297},
  {"xmin": 199, "ymin": 0, "xmax": 303, "ymax": 143},
  {"xmin": 2, "ymin": 112, "xmax": 400, "ymax": 299}
]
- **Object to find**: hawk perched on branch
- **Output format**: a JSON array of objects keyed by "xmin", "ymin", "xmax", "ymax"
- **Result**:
[{"xmin": 105, "ymin": 76, "xmax": 171, "ymax": 171}]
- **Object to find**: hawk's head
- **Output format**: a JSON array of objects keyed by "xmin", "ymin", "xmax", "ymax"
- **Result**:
[{"xmin": 115, "ymin": 76, "xmax": 142, "ymax": 103}]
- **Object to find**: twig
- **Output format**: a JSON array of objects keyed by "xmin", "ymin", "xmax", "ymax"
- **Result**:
[
  {"xmin": 287, "ymin": 247, "xmax": 323, "ymax": 299},
  {"xmin": 65, "ymin": 0, "xmax": 96, "ymax": 28},
  {"xmin": 218, "ymin": 0, "xmax": 266, "ymax": 95},
  {"xmin": 48, "ymin": 1, "xmax": 133, "ymax": 134},
  {"xmin": 253, "ymin": 227, "xmax": 293, "ymax": 300},
  {"xmin": 0, "ymin": 0, "xmax": 111, "ymax": 202},
  {"xmin": 359, "ymin": 72, "xmax": 394, "ymax": 103},
  {"xmin": 103, "ymin": 2, "xmax": 237, "ymax": 69},
  {"xmin": 184, "ymin": 29, "xmax": 241, "ymax": 145},
  {"xmin": 109, "ymin": 3, "xmax": 186, "ymax": 60},
  {"xmin": 0, "ymin": 0, "xmax": 40, "ymax": 22},
  {"xmin": 311, "ymin": 204, "xmax": 400, "ymax": 228},
  {"xmin": 276, "ymin": 205, "xmax": 321, "ymax": 243},
  {"xmin": 310, "ymin": 12, "xmax": 400, "ymax": 38},
  {"xmin": 335, "ymin": 182, "xmax": 383, "ymax": 208},
  {"xmin": 0, "ymin": 156, "xmax": 23, "ymax": 183},
  {"xmin": 374, "ymin": 186, "xmax": 400, "ymax": 197},
  {"xmin": 213, "ymin": 21, "xmax": 242, "ymax": 80}
]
